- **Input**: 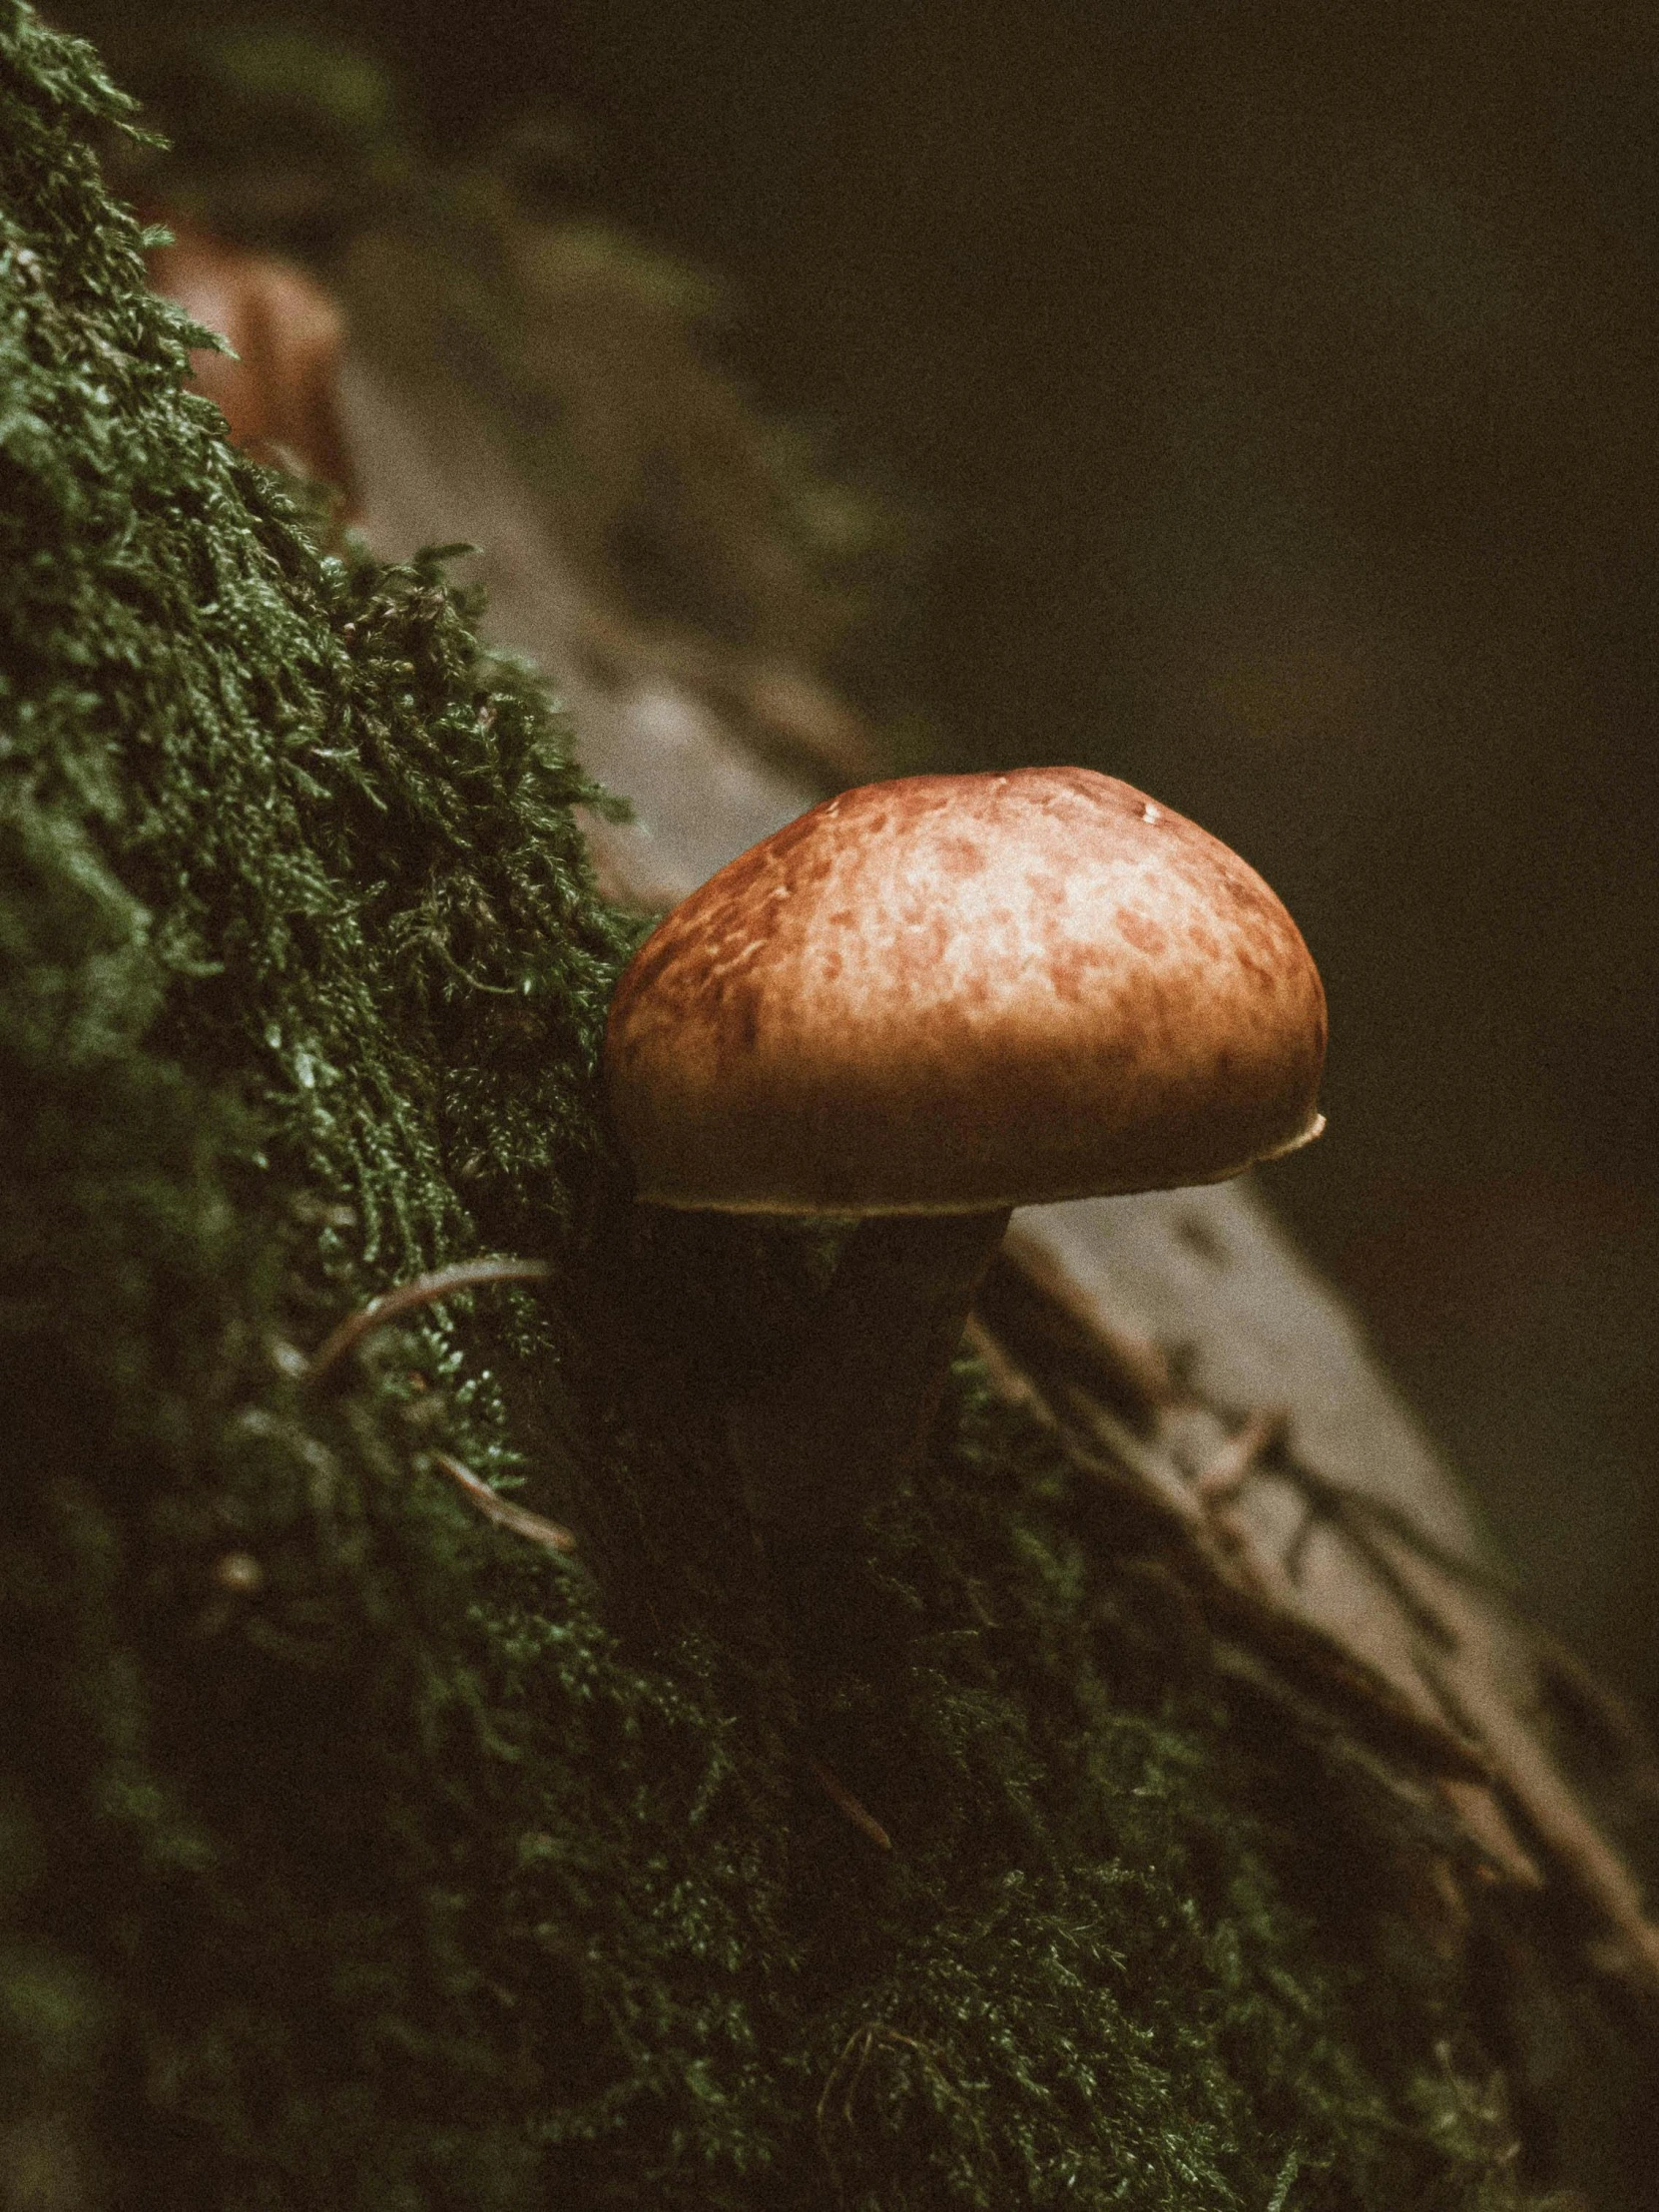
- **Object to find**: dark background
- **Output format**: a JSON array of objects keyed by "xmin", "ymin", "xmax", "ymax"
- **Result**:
[{"xmin": 62, "ymin": 1, "xmax": 1659, "ymax": 1707}]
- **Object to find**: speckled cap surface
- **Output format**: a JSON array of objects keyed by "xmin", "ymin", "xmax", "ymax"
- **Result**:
[{"xmin": 603, "ymin": 767, "xmax": 1327, "ymax": 1214}]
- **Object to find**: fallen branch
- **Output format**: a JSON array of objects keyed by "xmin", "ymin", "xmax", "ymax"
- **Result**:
[
  {"xmin": 977, "ymin": 1237, "xmax": 1178, "ymax": 1420},
  {"xmin": 965, "ymin": 1318, "xmax": 1494, "ymax": 1786},
  {"xmin": 1420, "ymin": 1649, "xmax": 1659, "ymax": 2004}
]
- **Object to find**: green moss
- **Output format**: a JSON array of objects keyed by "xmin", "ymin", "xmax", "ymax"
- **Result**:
[{"xmin": 0, "ymin": 6, "xmax": 1561, "ymax": 2204}]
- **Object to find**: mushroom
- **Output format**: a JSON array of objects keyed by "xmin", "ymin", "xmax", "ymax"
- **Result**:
[
  {"xmin": 145, "ymin": 215, "xmax": 358, "ymax": 518},
  {"xmin": 603, "ymin": 767, "xmax": 1326, "ymax": 1539}
]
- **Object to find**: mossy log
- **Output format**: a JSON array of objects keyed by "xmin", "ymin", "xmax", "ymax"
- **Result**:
[
  {"xmin": 2, "ymin": 8, "xmax": 1656, "ymax": 2208},
  {"xmin": 336, "ymin": 209, "xmax": 1659, "ymax": 2012}
]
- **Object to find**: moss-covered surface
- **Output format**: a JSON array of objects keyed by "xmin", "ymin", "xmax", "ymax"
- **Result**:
[{"xmin": 0, "ymin": 8, "xmax": 1573, "ymax": 2205}]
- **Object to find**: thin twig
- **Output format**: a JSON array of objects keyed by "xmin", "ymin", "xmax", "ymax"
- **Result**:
[
  {"xmin": 1188, "ymin": 1417, "xmax": 1470, "ymax": 1651},
  {"xmin": 810, "ymin": 1757, "xmax": 892, "ymax": 1851},
  {"xmin": 1435, "ymin": 1777, "xmax": 1544, "ymax": 1892},
  {"xmin": 993, "ymin": 1225, "xmax": 1515, "ymax": 1615},
  {"xmin": 1052, "ymin": 1425, "xmax": 1492, "ymax": 1783},
  {"xmin": 1061, "ymin": 1389, "xmax": 1208, "ymax": 1529},
  {"xmin": 960, "ymin": 1315, "xmax": 1047, "ymax": 1415},
  {"xmin": 1419, "ymin": 1648, "xmax": 1659, "ymax": 2002},
  {"xmin": 305, "ymin": 1257, "xmax": 552, "ymax": 1383},
  {"xmin": 1325, "ymin": 1504, "xmax": 1461, "ymax": 1651},
  {"xmin": 1532, "ymin": 1630, "xmax": 1659, "ymax": 1809},
  {"xmin": 976, "ymin": 1294, "xmax": 1659, "ymax": 2006},
  {"xmin": 968, "ymin": 1313, "xmax": 1491, "ymax": 1781},
  {"xmin": 1194, "ymin": 1555, "xmax": 1493, "ymax": 1783},
  {"xmin": 1283, "ymin": 1500, "xmax": 1318, "ymax": 1586},
  {"xmin": 1278, "ymin": 1459, "xmax": 1522, "ymax": 1604},
  {"xmin": 982, "ymin": 1236, "xmax": 1178, "ymax": 1417},
  {"xmin": 1196, "ymin": 1406, "xmax": 1288, "ymax": 1499},
  {"xmin": 428, "ymin": 1449, "xmax": 577, "ymax": 1556},
  {"xmin": 1192, "ymin": 1405, "xmax": 1512, "ymax": 1638}
]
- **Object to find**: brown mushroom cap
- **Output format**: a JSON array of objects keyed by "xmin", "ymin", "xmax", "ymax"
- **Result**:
[{"xmin": 604, "ymin": 767, "xmax": 1327, "ymax": 1214}]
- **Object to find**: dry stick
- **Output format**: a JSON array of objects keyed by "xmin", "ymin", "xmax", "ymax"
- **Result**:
[
  {"xmin": 1190, "ymin": 1407, "xmax": 1304, "ymax": 1606},
  {"xmin": 1281, "ymin": 1499, "xmax": 1318, "ymax": 1588},
  {"xmin": 960, "ymin": 1316, "xmax": 1048, "ymax": 1417},
  {"xmin": 1077, "ymin": 1433, "xmax": 1492, "ymax": 1783},
  {"xmin": 1193, "ymin": 1416, "xmax": 1497, "ymax": 1652},
  {"xmin": 1067, "ymin": 1386, "xmax": 1319, "ymax": 1631},
  {"xmin": 303, "ymin": 1259, "xmax": 574, "ymax": 1554},
  {"xmin": 1196, "ymin": 1406, "xmax": 1288, "ymax": 1499},
  {"xmin": 1189, "ymin": 1556, "xmax": 1493, "ymax": 1783},
  {"xmin": 1227, "ymin": 1395, "xmax": 1659, "ymax": 1972},
  {"xmin": 1531, "ymin": 1630, "xmax": 1659, "ymax": 1810},
  {"xmin": 429, "ymin": 1450, "xmax": 578, "ymax": 1556},
  {"xmin": 1350, "ymin": 1511, "xmax": 1659, "ymax": 1948},
  {"xmin": 1062, "ymin": 1389, "xmax": 1209, "ymax": 1532},
  {"xmin": 1265, "ymin": 1457, "xmax": 1659, "ymax": 1935},
  {"xmin": 1155, "ymin": 1401, "xmax": 1474, "ymax": 1657},
  {"xmin": 982, "ymin": 1327, "xmax": 1489, "ymax": 1776},
  {"xmin": 978, "ymin": 1239, "xmax": 1178, "ymax": 1419},
  {"xmin": 973, "ymin": 1336, "xmax": 1494, "ymax": 1784},
  {"xmin": 1316, "ymin": 1499, "xmax": 1462, "ymax": 1651},
  {"xmin": 1436, "ymin": 1776, "xmax": 1544, "ymax": 1892},
  {"xmin": 991, "ymin": 1232, "xmax": 1515, "ymax": 1619},
  {"xmin": 809, "ymin": 1757, "xmax": 893, "ymax": 1851},
  {"xmin": 1271, "ymin": 1454, "xmax": 1523, "ymax": 1605},
  {"xmin": 1283, "ymin": 1468, "xmax": 1659, "ymax": 1849},
  {"xmin": 304, "ymin": 1257, "xmax": 553, "ymax": 1383},
  {"xmin": 1420, "ymin": 1647, "xmax": 1659, "ymax": 2002}
]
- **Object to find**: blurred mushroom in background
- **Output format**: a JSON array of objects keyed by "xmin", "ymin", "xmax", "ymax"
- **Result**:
[{"xmin": 146, "ymin": 213, "xmax": 358, "ymax": 517}]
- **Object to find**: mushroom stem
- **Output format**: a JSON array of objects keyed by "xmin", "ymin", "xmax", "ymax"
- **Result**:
[{"xmin": 730, "ymin": 1206, "xmax": 1012, "ymax": 1539}]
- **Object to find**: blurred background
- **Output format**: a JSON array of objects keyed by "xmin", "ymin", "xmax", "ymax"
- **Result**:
[{"xmin": 54, "ymin": 1, "xmax": 1659, "ymax": 1713}]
